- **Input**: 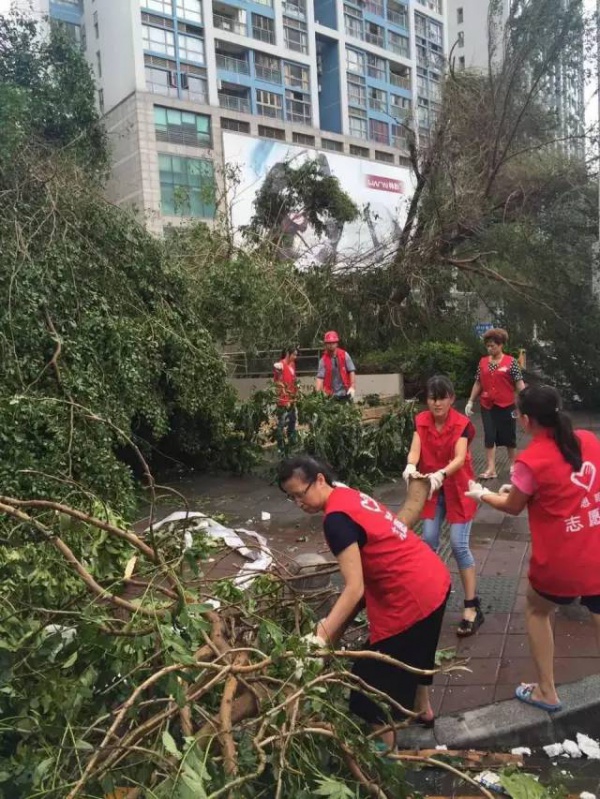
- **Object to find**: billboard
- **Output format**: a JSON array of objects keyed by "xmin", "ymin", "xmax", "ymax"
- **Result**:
[{"xmin": 222, "ymin": 131, "xmax": 416, "ymax": 270}]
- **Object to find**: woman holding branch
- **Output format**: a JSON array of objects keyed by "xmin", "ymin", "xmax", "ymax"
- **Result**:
[
  {"xmin": 466, "ymin": 385, "xmax": 600, "ymax": 712},
  {"xmin": 277, "ymin": 456, "xmax": 451, "ymax": 742}
]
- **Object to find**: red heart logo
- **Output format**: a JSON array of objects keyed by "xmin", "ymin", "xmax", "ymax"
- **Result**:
[{"xmin": 570, "ymin": 461, "xmax": 597, "ymax": 493}]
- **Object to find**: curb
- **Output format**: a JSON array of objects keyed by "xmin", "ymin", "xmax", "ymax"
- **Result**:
[{"xmin": 396, "ymin": 675, "xmax": 600, "ymax": 750}]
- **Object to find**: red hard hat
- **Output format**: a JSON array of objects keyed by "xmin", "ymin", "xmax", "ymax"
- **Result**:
[{"xmin": 323, "ymin": 330, "xmax": 339, "ymax": 343}]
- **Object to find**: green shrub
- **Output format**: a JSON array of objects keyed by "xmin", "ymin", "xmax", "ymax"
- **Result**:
[{"xmin": 401, "ymin": 341, "xmax": 481, "ymax": 398}]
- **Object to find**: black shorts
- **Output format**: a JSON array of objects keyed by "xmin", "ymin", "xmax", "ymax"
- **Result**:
[
  {"xmin": 481, "ymin": 405, "xmax": 517, "ymax": 448},
  {"xmin": 349, "ymin": 590, "xmax": 449, "ymax": 724},
  {"xmin": 534, "ymin": 588, "xmax": 600, "ymax": 614}
]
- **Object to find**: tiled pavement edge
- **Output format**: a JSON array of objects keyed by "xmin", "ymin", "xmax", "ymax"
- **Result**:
[{"xmin": 164, "ymin": 409, "xmax": 600, "ymax": 748}]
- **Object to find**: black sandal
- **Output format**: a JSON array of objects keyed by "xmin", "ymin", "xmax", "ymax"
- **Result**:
[{"xmin": 457, "ymin": 597, "xmax": 485, "ymax": 637}]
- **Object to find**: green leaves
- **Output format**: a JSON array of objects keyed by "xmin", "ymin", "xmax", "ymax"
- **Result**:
[
  {"xmin": 500, "ymin": 771, "xmax": 548, "ymax": 799},
  {"xmin": 313, "ymin": 777, "xmax": 356, "ymax": 798}
]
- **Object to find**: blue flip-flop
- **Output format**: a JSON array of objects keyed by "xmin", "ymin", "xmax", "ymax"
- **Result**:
[{"xmin": 515, "ymin": 683, "xmax": 562, "ymax": 713}]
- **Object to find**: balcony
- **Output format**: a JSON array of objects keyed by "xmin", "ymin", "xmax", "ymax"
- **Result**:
[
  {"xmin": 282, "ymin": 0, "xmax": 306, "ymax": 17},
  {"xmin": 219, "ymin": 93, "xmax": 251, "ymax": 113},
  {"xmin": 364, "ymin": 0, "xmax": 384, "ymax": 14},
  {"xmin": 391, "ymin": 133, "xmax": 408, "ymax": 149},
  {"xmin": 387, "ymin": 9, "xmax": 408, "ymax": 27},
  {"xmin": 255, "ymin": 64, "xmax": 282, "ymax": 83},
  {"xmin": 216, "ymin": 54, "xmax": 250, "ymax": 74},
  {"xmin": 369, "ymin": 130, "xmax": 389, "ymax": 144},
  {"xmin": 287, "ymin": 110, "xmax": 311, "ymax": 124},
  {"xmin": 257, "ymin": 104, "xmax": 283, "ymax": 119},
  {"xmin": 389, "ymin": 41, "xmax": 409, "ymax": 58},
  {"xmin": 390, "ymin": 72, "xmax": 411, "ymax": 90},
  {"xmin": 365, "ymin": 31, "xmax": 384, "ymax": 47},
  {"xmin": 368, "ymin": 97, "xmax": 387, "ymax": 112},
  {"xmin": 213, "ymin": 14, "xmax": 247, "ymax": 36},
  {"xmin": 252, "ymin": 26, "xmax": 276, "ymax": 44}
]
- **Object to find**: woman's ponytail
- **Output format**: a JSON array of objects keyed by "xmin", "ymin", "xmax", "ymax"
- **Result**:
[{"xmin": 518, "ymin": 385, "xmax": 582, "ymax": 471}]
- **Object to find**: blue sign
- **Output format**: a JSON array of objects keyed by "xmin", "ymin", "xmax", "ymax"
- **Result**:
[{"xmin": 474, "ymin": 322, "xmax": 494, "ymax": 338}]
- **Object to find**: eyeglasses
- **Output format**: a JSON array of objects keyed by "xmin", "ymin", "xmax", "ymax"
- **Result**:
[{"xmin": 285, "ymin": 481, "xmax": 314, "ymax": 503}]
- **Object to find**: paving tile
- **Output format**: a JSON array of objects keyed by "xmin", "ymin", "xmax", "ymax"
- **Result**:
[
  {"xmin": 554, "ymin": 657, "xmax": 600, "ymax": 684},
  {"xmin": 455, "ymin": 633, "xmax": 505, "ymax": 659},
  {"xmin": 503, "ymin": 634, "xmax": 530, "ymax": 658},
  {"xmin": 497, "ymin": 656, "xmax": 538, "ymax": 685},
  {"xmin": 507, "ymin": 613, "xmax": 529, "ymax": 634},
  {"xmin": 478, "ymin": 612, "xmax": 509, "ymax": 635},
  {"xmin": 554, "ymin": 616, "xmax": 597, "ymax": 637},
  {"xmin": 428, "ymin": 685, "xmax": 445, "ymax": 716},
  {"xmin": 494, "ymin": 683, "xmax": 517, "ymax": 703},
  {"xmin": 512, "ymin": 594, "xmax": 529, "ymax": 612},
  {"xmin": 554, "ymin": 633, "xmax": 600, "ymax": 657},
  {"xmin": 440, "ymin": 684, "xmax": 496, "ymax": 714},
  {"xmin": 447, "ymin": 657, "xmax": 500, "ymax": 685}
]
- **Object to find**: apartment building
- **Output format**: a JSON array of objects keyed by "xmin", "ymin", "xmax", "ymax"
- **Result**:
[{"xmin": 447, "ymin": 0, "xmax": 585, "ymax": 158}]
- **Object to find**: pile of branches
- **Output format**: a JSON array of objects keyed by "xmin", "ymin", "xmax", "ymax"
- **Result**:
[{"xmin": 0, "ymin": 472, "xmax": 500, "ymax": 799}]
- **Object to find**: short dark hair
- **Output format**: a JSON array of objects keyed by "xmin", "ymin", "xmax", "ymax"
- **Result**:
[
  {"xmin": 426, "ymin": 375, "xmax": 455, "ymax": 400},
  {"xmin": 277, "ymin": 456, "xmax": 336, "ymax": 489},
  {"xmin": 483, "ymin": 327, "xmax": 509, "ymax": 345},
  {"xmin": 280, "ymin": 346, "xmax": 299, "ymax": 359}
]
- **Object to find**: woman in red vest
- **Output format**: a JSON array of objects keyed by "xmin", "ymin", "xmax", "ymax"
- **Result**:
[
  {"xmin": 273, "ymin": 347, "xmax": 298, "ymax": 453},
  {"xmin": 465, "ymin": 328, "xmax": 525, "ymax": 479},
  {"xmin": 404, "ymin": 376, "xmax": 483, "ymax": 636},
  {"xmin": 466, "ymin": 385, "xmax": 600, "ymax": 712},
  {"xmin": 277, "ymin": 456, "xmax": 451, "ymax": 742}
]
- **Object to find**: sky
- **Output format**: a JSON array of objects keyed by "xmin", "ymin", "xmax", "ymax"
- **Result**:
[{"xmin": 0, "ymin": 0, "xmax": 597, "ymax": 126}]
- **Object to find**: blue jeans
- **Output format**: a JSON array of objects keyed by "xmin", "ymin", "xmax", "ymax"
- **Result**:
[{"xmin": 422, "ymin": 492, "xmax": 475, "ymax": 570}]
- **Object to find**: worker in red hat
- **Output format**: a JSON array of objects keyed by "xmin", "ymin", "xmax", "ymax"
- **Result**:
[{"xmin": 315, "ymin": 331, "xmax": 356, "ymax": 401}]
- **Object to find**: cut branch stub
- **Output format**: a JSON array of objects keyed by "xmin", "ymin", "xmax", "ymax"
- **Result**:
[{"xmin": 396, "ymin": 477, "xmax": 429, "ymax": 529}]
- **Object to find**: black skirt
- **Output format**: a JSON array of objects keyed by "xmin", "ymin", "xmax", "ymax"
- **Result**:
[
  {"xmin": 349, "ymin": 591, "xmax": 449, "ymax": 723},
  {"xmin": 481, "ymin": 405, "xmax": 517, "ymax": 448}
]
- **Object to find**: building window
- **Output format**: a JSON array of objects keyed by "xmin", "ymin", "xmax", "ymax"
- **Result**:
[
  {"xmin": 158, "ymin": 155, "xmax": 215, "ymax": 218},
  {"xmin": 387, "ymin": 0, "xmax": 408, "ymax": 29},
  {"xmin": 258, "ymin": 125, "xmax": 286, "ymax": 140},
  {"xmin": 98, "ymin": 88, "xmax": 104, "ymax": 114},
  {"xmin": 428, "ymin": 19, "xmax": 443, "ymax": 46},
  {"xmin": 293, "ymin": 131, "xmax": 315, "ymax": 145},
  {"xmin": 284, "ymin": 62, "xmax": 309, "ymax": 91},
  {"xmin": 349, "ymin": 111, "xmax": 367, "ymax": 139},
  {"xmin": 143, "ymin": 25, "xmax": 176, "ymax": 57},
  {"xmin": 350, "ymin": 144, "xmax": 369, "ymax": 157},
  {"xmin": 256, "ymin": 89, "xmax": 283, "ymax": 118},
  {"xmin": 145, "ymin": 56, "xmax": 178, "ymax": 96},
  {"xmin": 96, "ymin": 50, "xmax": 102, "ymax": 78},
  {"xmin": 347, "ymin": 74, "xmax": 366, "ymax": 106},
  {"xmin": 365, "ymin": 22, "xmax": 384, "ymax": 47},
  {"xmin": 389, "ymin": 31, "xmax": 409, "ymax": 58},
  {"xmin": 154, "ymin": 106, "xmax": 211, "ymax": 147},
  {"xmin": 284, "ymin": 16, "xmax": 308, "ymax": 53},
  {"xmin": 283, "ymin": 0, "xmax": 306, "ymax": 17},
  {"xmin": 51, "ymin": 18, "xmax": 82, "ymax": 44},
  {"xmin": 178, "ymin": 33, "xmax": 204, "ymax": 63},
  {"xmin": 321, "ymin": 138, "xmax": 343, "ymax": 151},
  {"xmin": 344, "ymin": 4, "xmax": 363, "ymax": 40},
  {"xmin": 457, "ymin": 30, "xmax": 464, "ymax": 48},
  {"xmin": 390, "ymin": 93, "xmax": 410, "ymax": 117},
  {"xmin": 176, "ymin": 0, "xmax": 202, "ymax": 23},
  {"xmin": 391, "ymin": 123, "xmax": 407, "ymax": 148},
  {"xmin": 369, "ymin": 118, "xmax": 388, "ymax": 144},
  {"xmin": 458, "ymin": 55, "xmax": 465, "ymax": 69},
  {"xmin": 252, "ymin": 14, "xmax": 276, "ymax": 45},
  {"xmin": 93, "ymin": 10, "xmax": 99, "ymax": 38},
  {"xmin": 375, "ymin": 150, "xmax": 394, "ymax": 163},
  {"xmin": 368, "ymin": 87, "xmax": 387, "ymax": 112},
  {"xmin": 180, "ymin": 67, "xmax": 208, "ymax": 102},
  {"xmin": 285, "ymin": 89, "xmax": 311, "ymax": 124},
  {"xmin": 366, "ymin": 53, "xmax": 385, "ymax": 81},
  {"xmin": 457, "ymin": 6, "xmax": 463, "ymax": 24},
  {"xmin": 255, "ymin": 53, "xmax": 282, "ymax": 84},
  {"xmin": 345, "ymin": 47, "xmax": 364, "ymax": 74},
  {"xmin": 221, "ymin": 118, "xmax": 251, "ymax": 133},
  {"xmin": 141, "ymin": 0, "xmax": 173, "ymax": 13}
]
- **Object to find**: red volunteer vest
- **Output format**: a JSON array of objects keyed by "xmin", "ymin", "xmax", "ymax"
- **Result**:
[
  {"xmin": 274, "ymin": 362, "xmax": 297, "ymax": 408},
  {"xmin": 416, "ymin": 408, "xmax": 477, "ymax": 523},
  {"xmin": 479, "ymin": 354, "xmax": 517, "ymax": 409},
  {"xmin": 322, "ymin": 348, "xmax": 351, "ymax": 396},
  {"xmin": 518, "ymin": 429, "xmax": 600, "ymax": 596},
  {"xmin": 324, "ymin": 486, "xmax": 451, "ymax": 643}
]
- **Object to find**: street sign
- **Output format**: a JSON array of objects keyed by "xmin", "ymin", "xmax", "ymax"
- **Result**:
[{"xmin": 474, "ymin": 322, "xmax": 494, "ymax": 337}]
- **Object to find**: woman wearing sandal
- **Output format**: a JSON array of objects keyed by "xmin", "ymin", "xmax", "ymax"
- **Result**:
[
  {"xmin": 465, "ymin": 328, "xmax": 525, "ymax": 480},
  {"xmin": 466, "ymin": 385, "xmax": 600, "ymax": 713},
  {"xmin": 404, "ymin": 376, "xmax": 484, "ymax": 637},
  {"xmin": 277, "ymin": 455, "xmax": 451, "ymax": 743}
]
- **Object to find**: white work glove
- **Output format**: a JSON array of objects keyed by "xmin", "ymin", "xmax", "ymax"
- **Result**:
[
  {"xmin": 427, "ymin": 470, "xmax": 445, "ymax": 499},
  {"xmin": 403, "ymin": 463, "xmax": 417, "ymax": 485},
  {"xmin": 465, "ymin": 480, "xmax": 491, "ymax": 502},
  {"xmin": 465, "ymin": 400, "xmax": 474, "ymax": 417},
  {"xmin": 273, "ymin": 361, "xmax": 283, "ymax": 371},
  {"xmin": 301, "ymin": 632, "xmax": 326, "ymax": 649},
  {"xmin": 347, "ymin": 386, "xmax": 356, "ymax": 399},
  {"xmin": 499, "ymin": 484, "xmax": 512, "ymax": 495}
]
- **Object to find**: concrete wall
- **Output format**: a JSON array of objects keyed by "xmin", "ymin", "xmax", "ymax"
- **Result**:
[{"xmin": 231, "ymin": 373, "xmax": 404, "ymax": 401}]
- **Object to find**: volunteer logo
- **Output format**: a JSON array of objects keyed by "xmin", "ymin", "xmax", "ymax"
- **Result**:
[{"xmin": 570, "ymin": 461, "xmax": 596, "ymax": 493}]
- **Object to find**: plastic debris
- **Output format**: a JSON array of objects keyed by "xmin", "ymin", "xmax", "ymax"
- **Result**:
[
  {"xmin": 475, "ymin": 771, "xmax": 507, "ymax": 794},
  {"xmin": 543, "ymin": 743, "xmax": 564, "ymax": 757},
  {"xmin": 562, "ymin": 739, "xmax": 582, "ymax": 758},
  {"xmin": 260, "ymin": 511, "xmax": 271, "ymax": 522},
  {"xmin": 435, "ymin": 745, "xmax": 448, "ymax": 750},
  {"xmin": 510, "ymin": 747, "xmax": 531, "ymax": 756},
  {"xmin": 576, "ymin": 733, "xmax": 600, "ymax": 760},
  {"xmin": 580, "ymin": 792, "xmax": 597, "ymax": 799}
]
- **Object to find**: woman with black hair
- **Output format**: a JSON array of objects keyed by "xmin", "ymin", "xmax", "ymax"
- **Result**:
[
  {"xmin": 273, "ymin": 347, "xmax": 299, "ymax": 453},
  {"xmin": 404, "ymin": 376, "xmax": 483, "ymax": 636},
  {"xmin": 466, "ymin": 385, "xmax": 600, "ymax": 712},
  {"xmin": 277, "ymin": 456, "xmax": 451, "ymax": 742}
]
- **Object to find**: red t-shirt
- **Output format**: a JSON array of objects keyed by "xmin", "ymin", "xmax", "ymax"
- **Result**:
[{"xmin": 324, "ymin": 486, "xmax": 451, "ymax": 643}]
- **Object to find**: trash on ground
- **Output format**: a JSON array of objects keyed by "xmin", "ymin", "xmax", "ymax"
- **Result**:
[
  {"xmin": 543, "ymin": 743, "xmax": 564, "ymax": 757},
  {"xmin": 261, "ymin": 511, "xmax": 271, "ymax": 521},
  {"xmin": 580, "ymin": 792, "xmax": 597, "ymax": 799},
  {"xmin": 576, "ymin": 732, "xmax": 600, "ymax": 759},
  {"xmin": 510, "ymin": 747, "xmax": 531, "ymax": 756},
  {"xmin": 474, "ymin": 771, "xmax": 507, "ymax": 794},
  {"xmin": 562, "ymin": 739, "xmax": 582, "ymax": 758}
]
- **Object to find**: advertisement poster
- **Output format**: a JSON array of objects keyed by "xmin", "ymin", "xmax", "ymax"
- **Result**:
[{"xmin": 222, "ymin": 131, "xmax": 416, "ymax": 270}]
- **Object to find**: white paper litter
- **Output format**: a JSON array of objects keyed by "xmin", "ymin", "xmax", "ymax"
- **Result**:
[
  {"xmin": 510, "ymin": 747, "xmax": 531, "ymax": 756},
  {"xmin": 435, "ymin": 745, "xmax": 448, "ymax": 750},
  {"xmin": 580, "ymin": 792, "xmax": 597, "ymax": 799},
  {"xmin": 576, "ymin": 733, "xmax": 600, "ymax": 760},
  {"xmin": 148, "ymin": 511, "xmax": 273, "ymax": 589},
  {"xmin": 562, "ymin": 739, "xmax": 582, "ymax": 758},
  {"xmin": 543, "ymin": 743, "xmax": 564, "ymax": 757},
  {"xmin": 475, "ymin": 771, "xmax": 506, "ymax": 794},
  {"xmin": 261, "ymin": 511, "xmax": 271, "ymax": 521}
]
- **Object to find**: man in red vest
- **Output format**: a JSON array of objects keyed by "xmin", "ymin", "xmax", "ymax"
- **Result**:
[{"xmin": 315, "ymin": 331, "xmax": 356, "ymax": 401}]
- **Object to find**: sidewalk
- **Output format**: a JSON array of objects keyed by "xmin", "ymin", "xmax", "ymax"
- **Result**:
[{"xmin": 167, "ymin": 411, "xmax": 600, "ymax": 721}]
